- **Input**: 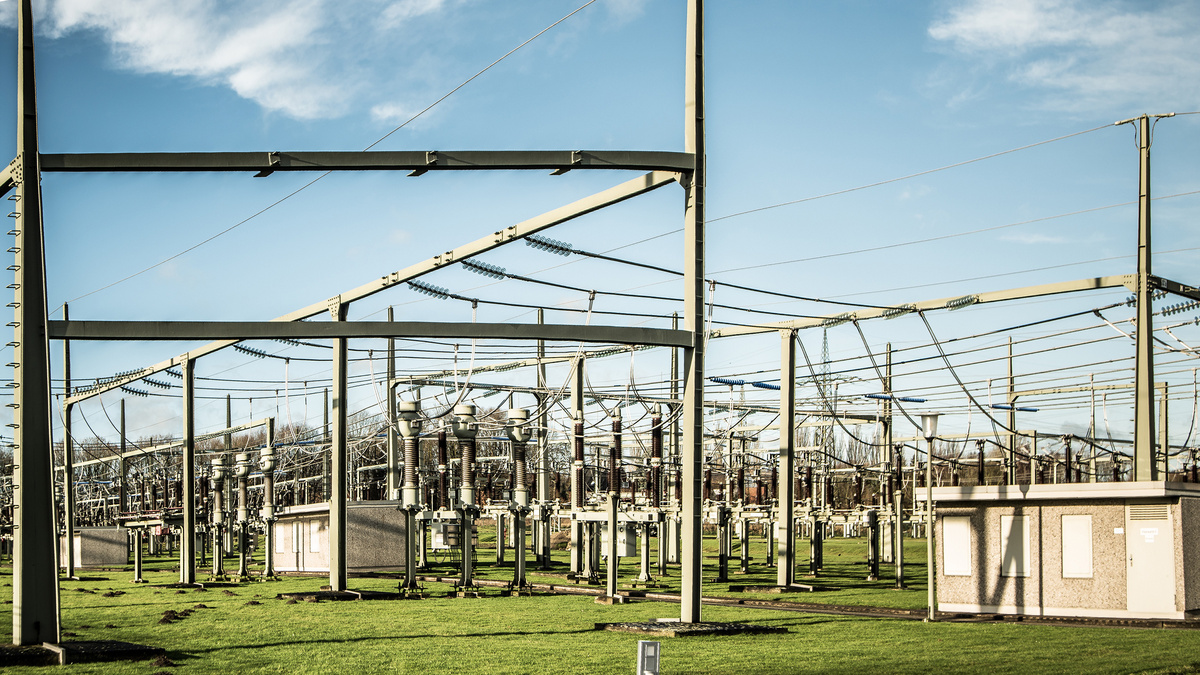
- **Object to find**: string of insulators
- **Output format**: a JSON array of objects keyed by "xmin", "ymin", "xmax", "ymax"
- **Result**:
[
  {"xmin": 1127, "ymin": 290, "xmax": 1170, "ymax": 306},
  {"xmin": 882, "ymin": 304, "xmax": 915, "ymax": 319},
  {"xmin": 143, "ymin": 378, "xmax": 172, "ymax": 390},
  {"xmin": 1162, "ymin": 299, "xmax": 1200, "ymax": 316},
  {"xmin": 233, "ymin": 344, "xmax": 270, "ymax": 359},
  {"xmin": 525, "ymin": 234, "xmax": 573, "ymax": 256},
  {"xmin": 820, "ymin": 312, "xmax": 854, "ymax": 328},
  {"xmin": 944, "ymin": 295, "xmax": 979, "ymax": 311},
  {"xmin": 407, "ymin": 279, "xmax": 450, "ymax": 299},
  {"xmin": 709, "ymin": 376, "xmax": 781, "ymax": 391},
  {"xmin": 990, "ymin": 403, "xmax": 1039, "ymax": 412},
  {"xmin": 165, "ymin": 368, "xmax": 183, "ymax": 378},
  {"xmin": 863, "ymin": 393, "xmax": 927, "ymax": 403},
  {"xmin": 119, "ymin": 385, "xmax": 149, "ymax": 398},
  {"xmin": 462, "ymin": 259, "xmax": 507, "ymax": 279}
]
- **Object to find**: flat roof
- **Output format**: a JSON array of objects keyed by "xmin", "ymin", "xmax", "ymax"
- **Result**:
[{"xmin": 916, "ymin": 481, "xmax": 1200, "ymax": 503}]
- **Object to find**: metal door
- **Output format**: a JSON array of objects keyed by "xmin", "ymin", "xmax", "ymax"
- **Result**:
[
  {"xmin": 292, "ymin": 520, "xmax": 302, "ymax": 571},
  {"xmin": 1126, "ymin": 502, "xmax": 1175, "ymax": 615}
]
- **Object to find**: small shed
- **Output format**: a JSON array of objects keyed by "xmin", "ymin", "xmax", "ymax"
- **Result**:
[
  {"xmin": 924, "ymin": 481, "xmax": 1200, "ymax": 620},
  {"xmin": 272, "ymin": 501, "xmax": 407, "ymax": 574},
  {"xmin": 59, "ymin": 527, "xmax": 129, "ymax": 568}
]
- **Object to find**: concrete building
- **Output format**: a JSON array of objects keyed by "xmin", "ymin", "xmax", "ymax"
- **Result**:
[
  {"xmin": 272, "ymin": 501, "xmax": 407, "ymax": 574},
  {"xmin": 58, "ymin": 527, "xmax": 129, "ymax": 568},
  {"xmin": 927, "ymin": 482, "xmax": 1200, "ymax": 620}
]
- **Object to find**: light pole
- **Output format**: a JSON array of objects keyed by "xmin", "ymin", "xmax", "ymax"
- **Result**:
[{"xmin": 921, "ymin": 413, "xmax": 939, "ymax": 622}]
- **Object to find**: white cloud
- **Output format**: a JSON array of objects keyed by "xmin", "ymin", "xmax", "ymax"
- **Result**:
[
  {"xmin": 381, "ymin": 0, "xmax": 449, "ymax": 28},
  {"xmin": 4, "ymin": 0, "xmax": 468, "ymax": 120},
  {"xmin": 929, "ymin": 0, "xmax": 1200, "ymax": 113}
]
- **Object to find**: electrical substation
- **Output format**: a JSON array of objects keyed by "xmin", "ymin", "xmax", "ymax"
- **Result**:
[{"xmin": 4, "ymin": 0, "xmax": 1200, "ymax": 667}]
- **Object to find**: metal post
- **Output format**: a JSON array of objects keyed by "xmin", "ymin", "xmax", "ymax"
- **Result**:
[
  {"xmin": 679, "ymin": 0, "xmax": 706, "ymax": 624},
  {"xmin": 261, "ymin": 418, "xmax": 276, "ymax": 578},
  {"xmin": 61, "ymin": 305, "xmax": 76, "ymax": 579},
  {"xmin": 329, "ymin": 301, "xmax": 349, "ymax": 591},
  {"xmin": 606, "ymin": 410, "xmax": 621, "ymax": 599},
  {"xmin": 210, "ymin": 457, "xmax": 226, "ymax": 577},
  {"xmin": 1159, "ymin": 383, "xmax": 1169, "ymax": 479},
  {"xmin": 536, "ymin": 309, "xmax": 551, "ymax": 570},
  {"xmin": 1007, "ymin": 337, "xmax": 1017, "ymax": 485},
  {"xmin": 235, "ymin": 452, "xmax": 250, "ymax": 578},
  {"xmin": 180, "ymin": 358, "xmax": 197, "ymax": 584},
  {"xmin": 11, "ymin": 0, "xmax": 60, "ymax": 643},
  {"xmin": 921, "ymin": 414, "xmax": 939, "ymax": 622},
  {"xmin": 570, "ymin": 358, "xmax": 585, "ymax": 575},
  {"xmin": 386, "ymin": 306, "xmax": 399, "ymax": 500},
  {"xmin": 132, "ymin": 529, "xmax": 145, "ymax": 583},
  {"xmin": 453, "ymin": 404, "xmax": 479, "ymax": 590},
  {"xmin": 507, "ymin": 408, "xmax": 531, "ymax": 591},
  {"xmin": 1133, "ymin": 114, "xmax": 1157, "ymax": 481},
  {"xmin": 777, "ymin": 331, "xmax": 796, "ymax": 588},
  {"xmin": 119, "ymin": 399, "xmax": 127, "ymax": 514},
  {"xmin": 398, "ymin": 400, "xmax": 422, "ymax": 591},
  {"xmin": 894, "ymin": 444, "xmax": 905, "ymax": 588}
]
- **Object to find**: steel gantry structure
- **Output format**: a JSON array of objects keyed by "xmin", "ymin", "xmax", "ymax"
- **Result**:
[{"xmin": 7, "ymin": 0, "xmax": 711, "ymax": 642}]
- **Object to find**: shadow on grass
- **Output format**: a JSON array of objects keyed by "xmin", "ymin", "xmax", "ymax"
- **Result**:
[{"xmin": 182, "ymin": 627, "xmax": 599, "ymax": 656}]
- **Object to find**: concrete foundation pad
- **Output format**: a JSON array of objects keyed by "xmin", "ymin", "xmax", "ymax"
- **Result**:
[
  {"xmin": 41, "ymin": 641, "xmax": 164, "ymax": 665},
  {"xmin": 594, "ymin": 595, "xmax": 627, "ymax": 605},
  {"xmin": 277, "ymin": 589, "xmax": 403, "ymax": 601},
  {"xmin": 727, "ymin": 584, "xmax": 821, "ymax": 593},
  {"xmin": 596, "ymin": 621, "xmax": 788, "ymax": 637}
]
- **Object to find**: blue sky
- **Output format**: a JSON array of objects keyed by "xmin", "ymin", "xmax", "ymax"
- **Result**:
[{"xmin": 3, "ymin": 0, "xmax": 1200, "ymax": 462}]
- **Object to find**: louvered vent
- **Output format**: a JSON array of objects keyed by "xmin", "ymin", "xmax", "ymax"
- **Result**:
[{"xmin": 1128, "ymin": 504, "xmax": 1170, "ymax": 521}]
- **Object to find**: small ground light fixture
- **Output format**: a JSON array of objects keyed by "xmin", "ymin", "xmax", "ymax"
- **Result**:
[{"xmin": 637, "ymin": 640, "xmax": 660, "ymax": 675}]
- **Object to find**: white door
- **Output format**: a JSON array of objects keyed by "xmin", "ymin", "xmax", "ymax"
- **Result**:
[{"xmin": 1126, "ymin": 502, "xmax": 1176, "ymax": 615}]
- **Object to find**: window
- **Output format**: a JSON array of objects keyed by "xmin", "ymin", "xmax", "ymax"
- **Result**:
[
  {"xmin": 942, "ymin": 516, "xmax": 972, "ymax": 576},
  {"xmin": 309, "ymin": 519, "xmax": 322, "ymax": 553},
  {"xmin": 1061, "ymin": 515, "xmax": 1093, "ymax": 578},
  {"xmin": 1000, "ymin": 515, "xmax": 1030, "ymax": 577}
]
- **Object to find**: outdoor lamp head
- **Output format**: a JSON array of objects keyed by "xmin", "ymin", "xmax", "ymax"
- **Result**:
[
  {"xmin": 398, "ymin": 400, "xmax": 423, "ymax": 439},
  {"xmin": 451, "ymin": 403, "xmax": 478, "ymax": 439},
  {"xmin": 920, "ymin": 413, "xmax": 940, "ymax": 440},
  {"xmin": 506, "ymin": 408, "xmax": 532, "ymax": 444}
]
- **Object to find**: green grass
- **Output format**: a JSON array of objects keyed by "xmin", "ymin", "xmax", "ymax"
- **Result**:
[{"xmin": 2, "ymin": 531, "xmax": 1199, "ymax": 674}]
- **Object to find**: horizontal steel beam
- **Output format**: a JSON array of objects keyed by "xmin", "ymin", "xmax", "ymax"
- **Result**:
[
  {"xmin": 1152, "ymin": 275, "xmax": 1200, "ymax": 303},
  {"xmin": 49, "ymin": 320, "xmax": 693, "ymax": 348},
  {"xmin": 710, "ymin": 275, "xmax": 1135, "ymax": 338},
  {"xmin": 62, "ymin": 170, "xmax": 681, "ymax": 405},
  {"xmin": 39, "ymin": 150, "xmax": 694, "ymax": 174},
  {"xmin": 70, "ymin": 417, "xmax": 274, "ymax": 470}
]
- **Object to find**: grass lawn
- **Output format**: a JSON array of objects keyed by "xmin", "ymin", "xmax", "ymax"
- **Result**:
[{"xmin": 2, "ymin": 527, "xmax": 1198, "ymax": 674}]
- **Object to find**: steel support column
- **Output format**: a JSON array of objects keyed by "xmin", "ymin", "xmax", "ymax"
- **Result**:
[
  {"xmin": 180, "ymin": 358, "xmax": 196, "ymax": 584},
  {"xmin": 679, "ymin": 0, "xmax": 706, "ymax": 624},
  {"xmin": 329, "ymin": 300, "xmax": 349, "ymax": 591},
  {"xmin": 386, "ymin": 307, "xmax": 399, "ymax": 500},
  {"xmin": 11, "ymin": 0, "xmax": 60, "ymax": 644},
  {"xmin": 1133, "ymin": 114, "xmax": 1157, "ymax": 480},
  {"xmin": 776, "ymin": 331, "xmax": 796, "ymax": 588},
  {"xmin": 62, "ymin": 304, "xmax": 75, "ymax": 579}
]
